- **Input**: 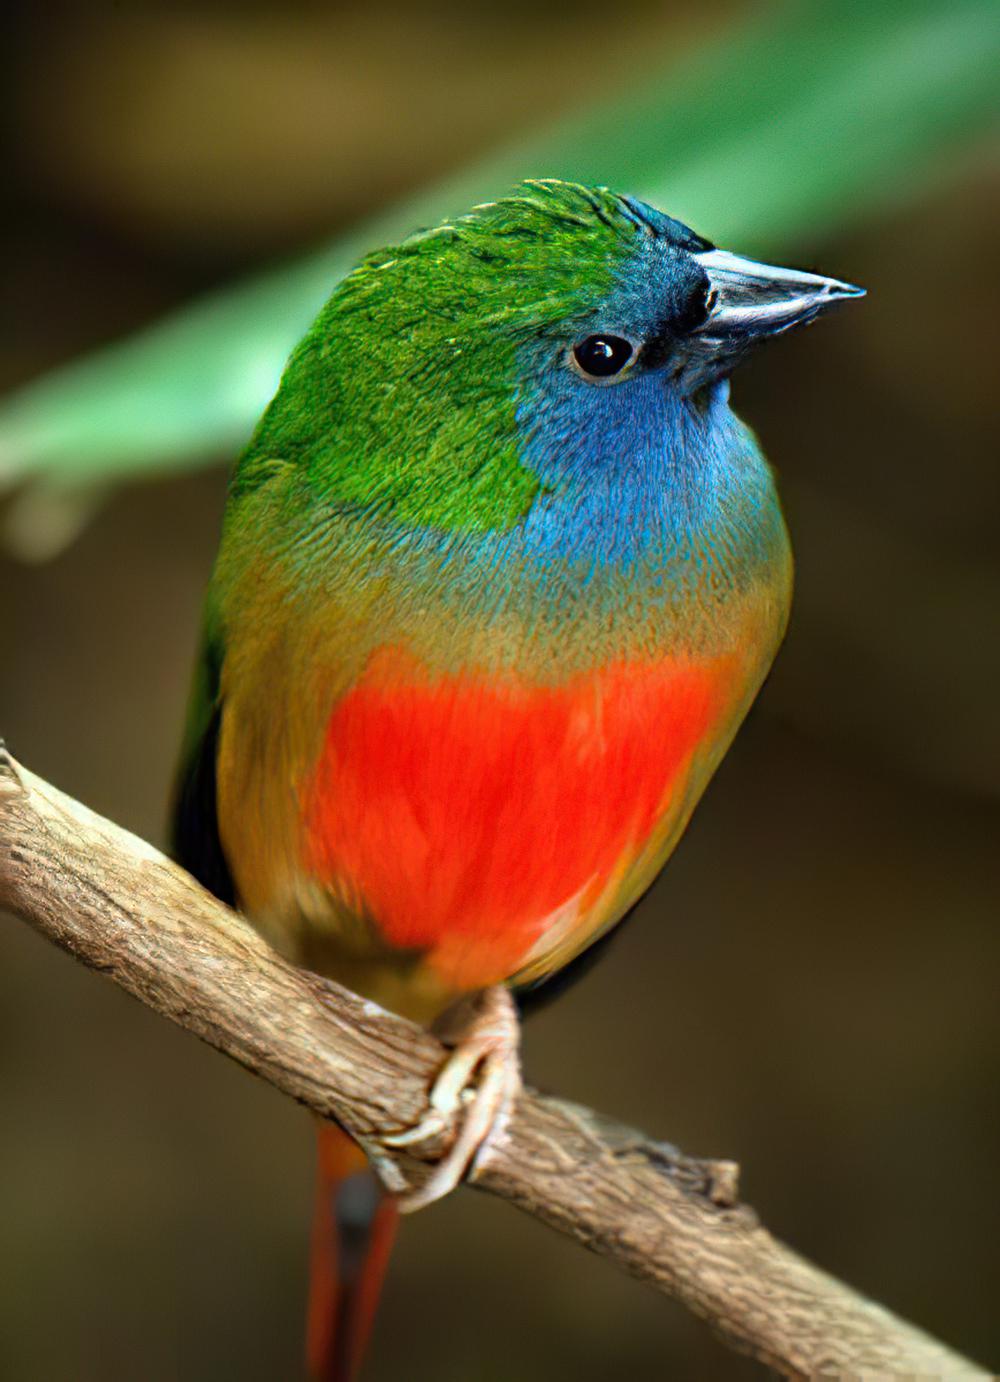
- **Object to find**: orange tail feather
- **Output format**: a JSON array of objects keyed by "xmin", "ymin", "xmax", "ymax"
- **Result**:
[{"xmin": 307, "ymin": 1123, "xmax": 400, "ymax": 1382}]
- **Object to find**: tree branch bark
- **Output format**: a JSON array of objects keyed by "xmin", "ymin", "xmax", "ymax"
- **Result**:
[{"xmin": 0, "ymin": 744, "xmax": 986, "ymax": 1378}]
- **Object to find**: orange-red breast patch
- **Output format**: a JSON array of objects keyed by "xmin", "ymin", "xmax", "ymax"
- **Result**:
[{"xmin": 301, "ymin": 646, "xmax": 734, "ymax": 988}]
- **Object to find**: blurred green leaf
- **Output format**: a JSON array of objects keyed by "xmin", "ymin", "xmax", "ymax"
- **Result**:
[{"xmin": 1, "ymin": 0, "xmax": 998, "ymax": 503}]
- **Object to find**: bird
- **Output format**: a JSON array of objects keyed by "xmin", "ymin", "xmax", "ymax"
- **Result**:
[{"xmin": 171, "ymin": 179, "xmax": 862, "ymax": 1381}]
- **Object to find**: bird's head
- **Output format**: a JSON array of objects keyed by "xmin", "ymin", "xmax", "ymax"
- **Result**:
[{"xmin": 246, "ymin": 180, "xmax": 862, "ymax": 535}]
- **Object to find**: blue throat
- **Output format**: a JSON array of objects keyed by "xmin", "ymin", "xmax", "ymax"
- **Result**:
[{"xmin": 508, "ymin": 374, "xmax": 783, "ymax": 579}]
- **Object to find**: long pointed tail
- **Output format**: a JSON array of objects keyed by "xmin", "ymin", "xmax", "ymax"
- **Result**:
[{"xmin": 307, "ymin": 1123, "xmax": 400, "ymax": 1382}]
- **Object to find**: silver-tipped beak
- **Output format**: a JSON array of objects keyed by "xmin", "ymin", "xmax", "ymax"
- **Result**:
[
  {"xmin": 681, "ymin": 248, "xmax": 864, "ymax": 389},
  {"xmin": 695, "ymin": 248, "xmax": 864, "ymax": 336}
]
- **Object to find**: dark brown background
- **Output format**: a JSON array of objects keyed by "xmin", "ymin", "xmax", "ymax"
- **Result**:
[{"xmin": 2, "ymin": 2, "xmax": 998, "ymax": 1378}]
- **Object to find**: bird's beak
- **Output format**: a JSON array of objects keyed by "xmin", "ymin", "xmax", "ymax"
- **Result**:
[{"xmin": 680, "ymin": 248, "xmax": 864, "ymax": 390}]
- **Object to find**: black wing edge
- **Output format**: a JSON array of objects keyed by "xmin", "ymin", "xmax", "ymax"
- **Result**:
[{"xmin": 169, "ymin": 631, "xmax": 237, "ymax": 909}]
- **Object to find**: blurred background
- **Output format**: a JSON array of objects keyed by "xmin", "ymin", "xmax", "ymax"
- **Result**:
[{"xmin": 1, "ymin": 1, "xmax": 998, "ymax": 1377}]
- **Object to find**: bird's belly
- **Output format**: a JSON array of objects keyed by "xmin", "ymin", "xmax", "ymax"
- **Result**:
[{"xmin": 299, "ymin": 645, "xmax": 740, "ymax": 993}]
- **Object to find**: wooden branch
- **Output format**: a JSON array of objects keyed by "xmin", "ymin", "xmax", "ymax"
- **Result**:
[{"xmin": 0, "ymin": 743, "xmax": 987, "ymax": 1379}]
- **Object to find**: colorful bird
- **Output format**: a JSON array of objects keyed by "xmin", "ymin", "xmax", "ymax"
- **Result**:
[{"xmin": 171, "ymin": 180, "xmax": 861, "ymax": 1380}]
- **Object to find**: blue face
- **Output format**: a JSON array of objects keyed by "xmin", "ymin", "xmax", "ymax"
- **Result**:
[{"xmin": 511, "ymin": 224, "xmax": 776, "ymax": 568}]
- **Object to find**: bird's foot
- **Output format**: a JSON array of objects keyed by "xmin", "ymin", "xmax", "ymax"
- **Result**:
[{"xmin": 377, "ymin": 985, "xmax": 521, "ymax": 1213}]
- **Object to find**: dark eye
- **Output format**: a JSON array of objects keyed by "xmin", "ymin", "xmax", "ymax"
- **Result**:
[{"xmin": 572, "ymin": 334, "xmax": 636, "ymax": 380}]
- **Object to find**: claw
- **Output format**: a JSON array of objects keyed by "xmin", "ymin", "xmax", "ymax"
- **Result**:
[
  {"xmin": 374, "ymin": 986, "xmax": 521, "ymax": 1212},
  {"xmin": 381, "ymin": 1110, "xmax": 448, "ymax": 1148}
]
